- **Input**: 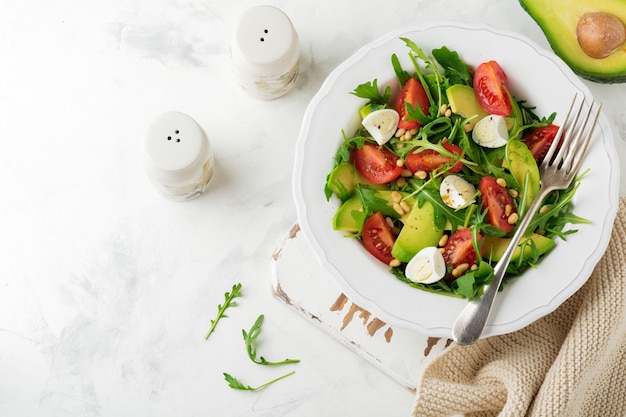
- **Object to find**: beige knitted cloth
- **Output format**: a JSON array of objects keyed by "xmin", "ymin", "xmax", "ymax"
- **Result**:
[{"xmin": 413, "ymin": 197, "xmax": 626, "ymax": 417}]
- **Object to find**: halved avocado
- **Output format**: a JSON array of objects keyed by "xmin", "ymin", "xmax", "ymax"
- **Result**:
[{"xmin": 520, "ymin": 0, "xmax": 626, "ymax": 83}]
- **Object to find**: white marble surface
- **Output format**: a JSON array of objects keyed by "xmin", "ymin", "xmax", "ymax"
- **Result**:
[{"xmin": 1, "ymin": 1, "xmax": 625, "ymax": 416}]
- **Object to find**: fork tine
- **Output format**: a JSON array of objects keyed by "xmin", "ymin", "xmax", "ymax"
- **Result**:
[
  {"xmin": 550, "ymin": 95, "xmax": 586, "ymax": 167},
  {"xmin": 542, "ymin": 94, "xmax": 578, "ymax": 168},
  {"xmin": 565, "ymin": 100, "xmax": 601, "ymax": 176}
]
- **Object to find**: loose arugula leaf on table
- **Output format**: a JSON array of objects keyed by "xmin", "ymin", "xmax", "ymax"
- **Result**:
[
  {"xmin": 205, "ymin": 282, "xmax": 243, "ymax": 340},
  {"xmin": 243, "ymin": 315, "xmax": 300, "ymax": 366},
  {"xmin": 223, "ymin": 371, "xmax": 296, "ymax": 391}
]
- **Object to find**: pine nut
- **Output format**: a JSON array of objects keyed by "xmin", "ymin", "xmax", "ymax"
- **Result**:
[
  {"xmin": 395, "ymin": 128, "xmax": 406, "ymax": 138},
  {"xmin": 438, "ymin": 234, "xmax": 449, "ymax": 247},
  {"xmin": 470, "ymin": 264, "xmax": 479, "ymax": 271},
  {"xmin": 452, "ymin": 263, "xmax": 470, "ymax": 277},
  {"xmin": 400, "ymin": 201, "xmax": 411, "ymax": 213},
  {"xmin": 410, "ymin": 128, "xmax": 418, "ymax": 135},
  {"xmin": 385, "ymin": 216, "xmax": 395, "ymax": 229},
  {"xmin": 463, "ymin": 123, "xmax": 475, "ymax": 132},
  {"xmin": 393, "ymin": 203, "xmax": 404, "ymax": 216},
  {"xmin": 389, "ymin": 258, "xmax": 401, "ymax": 267},
  {"xmin": 508, "ymin": 212, "xmax": 519, "ymax": 225},
  {"xmin": 401, "ymin": 169, "xmax": 413, "ymax": 177},
  {"xmin": 444, "ymin": 109, "xmax": 452, "ymax": 118},
  {"xmin": 509, "ymin": 189, "xmax": 519, "ymax": 198},
  {"xmin": 403, "ymin": 131, "xmax": 412, "ymax": 141},
  {"xmin": 396, "ymin": 177, "xmax": 406, "ymax": 187},
  {"xmin": 415, "ymin": 170, "xmax": 428, "ymax": 180},
  {"xmin": 439, "ymin": 104, "xmax": 448, "ymax": 115},
  {"xmin": 505, "ymin": 204, "xmax": 513, "ymax": 217},
  {"xmin": 496, "ymin": 178, "xmax": 507, "ymax": 187},
  {"xmin": 391, "ymin": 190, "xmax": 402, "ymax": 203},
  {"xmin": 540, "ymin": 205, "xmax": 550, "ymax": 214},
  {"xmin": 396, "ymin": 159, "xmax": 405, "ymax": 168}
]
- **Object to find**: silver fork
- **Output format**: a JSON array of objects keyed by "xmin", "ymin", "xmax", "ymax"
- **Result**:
[{"xmin": 451, "ymin": 94, "xmax": 602, "ymax": 345}]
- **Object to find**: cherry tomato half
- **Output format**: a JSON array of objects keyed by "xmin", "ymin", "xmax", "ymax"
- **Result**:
[
  {"xmin": 362, "ymin": 212, "xmax": 396, "ymax": 265},
  {"xmin": 442, "ymin": 228, "xmax": 482, "ymax": 280},
  {"xmin": 479, "ymin": 176, "xmax": 517, "ymax": 233},
  {"xmin": 473, "ymin": 61, "xmax": 512, "ymax": 116},
  {"xmin": 405, "ymin": 142, "xmax": 464, "ymax": 174},
  {"xmin": 351, "ymin": 141, "xmax": 403, "ymax": 184},
  {"xmin": 394, "ymin": 77, "xmax": 430, "ymax": 130},
  {"xmin": 522, "ymin": 124, "xmax": 561, "ymax": 164}
]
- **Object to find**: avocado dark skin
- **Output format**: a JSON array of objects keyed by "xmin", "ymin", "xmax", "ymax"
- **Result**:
[{"xmin": 519, "ymin": 0, "xmax": 626, "ymax": 83}]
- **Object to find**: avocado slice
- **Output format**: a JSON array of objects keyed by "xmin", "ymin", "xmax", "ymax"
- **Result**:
[
  {"xmin": 326, "ymin": 162, "xmax": 386, "ymax": 201},
  {"xmin": 391, "ymin": 200, "xmax": 444, "ymax": 263},
  {"xmin": 446, "ymin": 84, "xmax": 489, "ymax": 122},
  {"xmin": 519, "ymin": 0, "xmax": 626, "ymax": 83},
  {"xmin": 506, "ymin": 139, "xmax": 540, "ymax": 211},
  {"xmin": 483, "ymin": 233, "xmax": 555, "ymax": 263},
  {"xmin": 333, "ymin": 191, "xmax": 416, "ymax": 233}
]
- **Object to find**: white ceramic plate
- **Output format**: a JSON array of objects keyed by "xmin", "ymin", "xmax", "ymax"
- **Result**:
[{"xmin": 293, "ymin": 21, "xmax": 620, "ymax": 339}]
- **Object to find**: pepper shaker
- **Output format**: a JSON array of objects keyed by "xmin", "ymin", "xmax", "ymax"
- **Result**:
[
  {"xmin": 230, "ymin": 5, "xmax": 300, "ymax": 99},
  {"xmin": 143, "ymin": 111, "xmax": 214, "ymax": 201}
]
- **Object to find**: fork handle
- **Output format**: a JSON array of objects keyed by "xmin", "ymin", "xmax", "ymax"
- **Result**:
[{"xmin": 451, "ymin": 186, "xmax": 552, "ymax": 345}]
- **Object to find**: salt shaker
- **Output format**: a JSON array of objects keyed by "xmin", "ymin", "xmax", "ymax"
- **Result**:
[
  {"xmin": 230, "ymin": 5, "xmax": 300, "ymax": 99},
  {"xmin": 143, "ymin": 111, "xmax": 214, "ymax": 201}
]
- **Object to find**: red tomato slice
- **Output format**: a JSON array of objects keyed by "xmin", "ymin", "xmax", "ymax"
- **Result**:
[
  {"xmin": 522, "ymin": 124, "xmax": 561, "ymax": 164},
  {"xmin": 362, "ymin": 212, "xmax": 396, "ymax": 265},
  {"xmin": 405, "ymin": 143, "xmax": 463, "ymax": 174},
  {"xmin": 442, "ymin": 228, "xmax": 482, "ymax": 279},
  {"xmin": 351, "ymin": 142, "xmax": 403, "ymax": 184},
  {"xmin": 473, "ymin": 61, "xmax": 512, "ymax": 116},
  {"xmin": 394, "ymin": 77, "xmax": 430, "ymax": 130},
  {"xmin": 479, "ymin": 176, "xmax": 516, "ymax": 233}
]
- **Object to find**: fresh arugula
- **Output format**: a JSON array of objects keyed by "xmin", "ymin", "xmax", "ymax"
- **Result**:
[
  {"xmin": 205, "ymin": 283, "xmax": 243, "ymax": 340},
  {"xmin": 432, "ymin": 46, "xmax": 471, "ymax": 87},
  {"xmin": 350, "ymin": 79, "xmax": 391, "ymax": 105},
  {"xmin": 243, "ymin": 315, "xmax": 300, "ymax": 366},
  {"xmin": 223, "ymin": 371, "xmax": 296, "ymax": 391}
]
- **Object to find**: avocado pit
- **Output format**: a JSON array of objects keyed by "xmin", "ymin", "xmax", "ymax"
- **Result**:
[{"xmin": 576, "ymin": 11, "xmax": 626, "ymax": 59}]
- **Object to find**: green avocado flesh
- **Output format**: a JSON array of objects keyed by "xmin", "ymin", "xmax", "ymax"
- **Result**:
[
  {"xmin": 333, "ymin": 191, "xmax": 416, "ymax": 233},
  {"xmin": 520, "ymin": 0, "xmax": 626, "ymax": 83},
  {"xmin": 483, "ymin": 233, "xmax": 555, "ymax": 263},
  {"xmin": 391, "ymin": 201, "xmax": 444, "ymax": 263}
]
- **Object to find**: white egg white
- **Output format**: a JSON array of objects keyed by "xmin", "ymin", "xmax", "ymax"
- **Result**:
[
  {"xmin": 405, "ymin": 246, "xmax": 446, "ymax": 284},
  {"xmin": 440, "ymin": 174, "xmax": 476, "ymax": 209},
  {"xmin": 361, "ymin": 109, "xmax": 400, "ymax": 145},
  {"xmin": 472, "ymin": 114, "xmax": 509, "ymax": 148}
]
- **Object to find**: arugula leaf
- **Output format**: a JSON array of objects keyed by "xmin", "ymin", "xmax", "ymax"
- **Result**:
[
  {"xmin": 432, "ymin": 46, "xmax": 471, "ymax": 86},
  {"xmin": 243, "ymin": 315, "xmax": 300, "ymax": 366},
  {"xmin": 350, "ymin": 79, "xmax": 391, "ymax": 105},
  {"xmin": 418, "ymin": 188, "xmax": 466, "ymax": 231},
  {"xmin": 223, "ymin": 371, "xmax": 296, "ymax": 391},
  {"xmin": 391, "ymin": 53, "xmax": 411, "ymax": 85},
  {"xmin": 356, "ymin": 187, "xmax": 399, "ymax": 219},
  {"xmin": 205, "ymin": 283, "xmax": 243, "ymax": 340}
]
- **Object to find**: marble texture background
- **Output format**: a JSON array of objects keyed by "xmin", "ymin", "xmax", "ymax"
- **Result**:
[{"xmin": 1, "ymin": 0, "xmax": 625, "ymax": 416}]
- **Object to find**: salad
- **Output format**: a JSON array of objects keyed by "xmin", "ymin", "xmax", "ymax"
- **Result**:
[{"xmin": 324, "ymin": 38, "xmax": 588, "ymax": 300}]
